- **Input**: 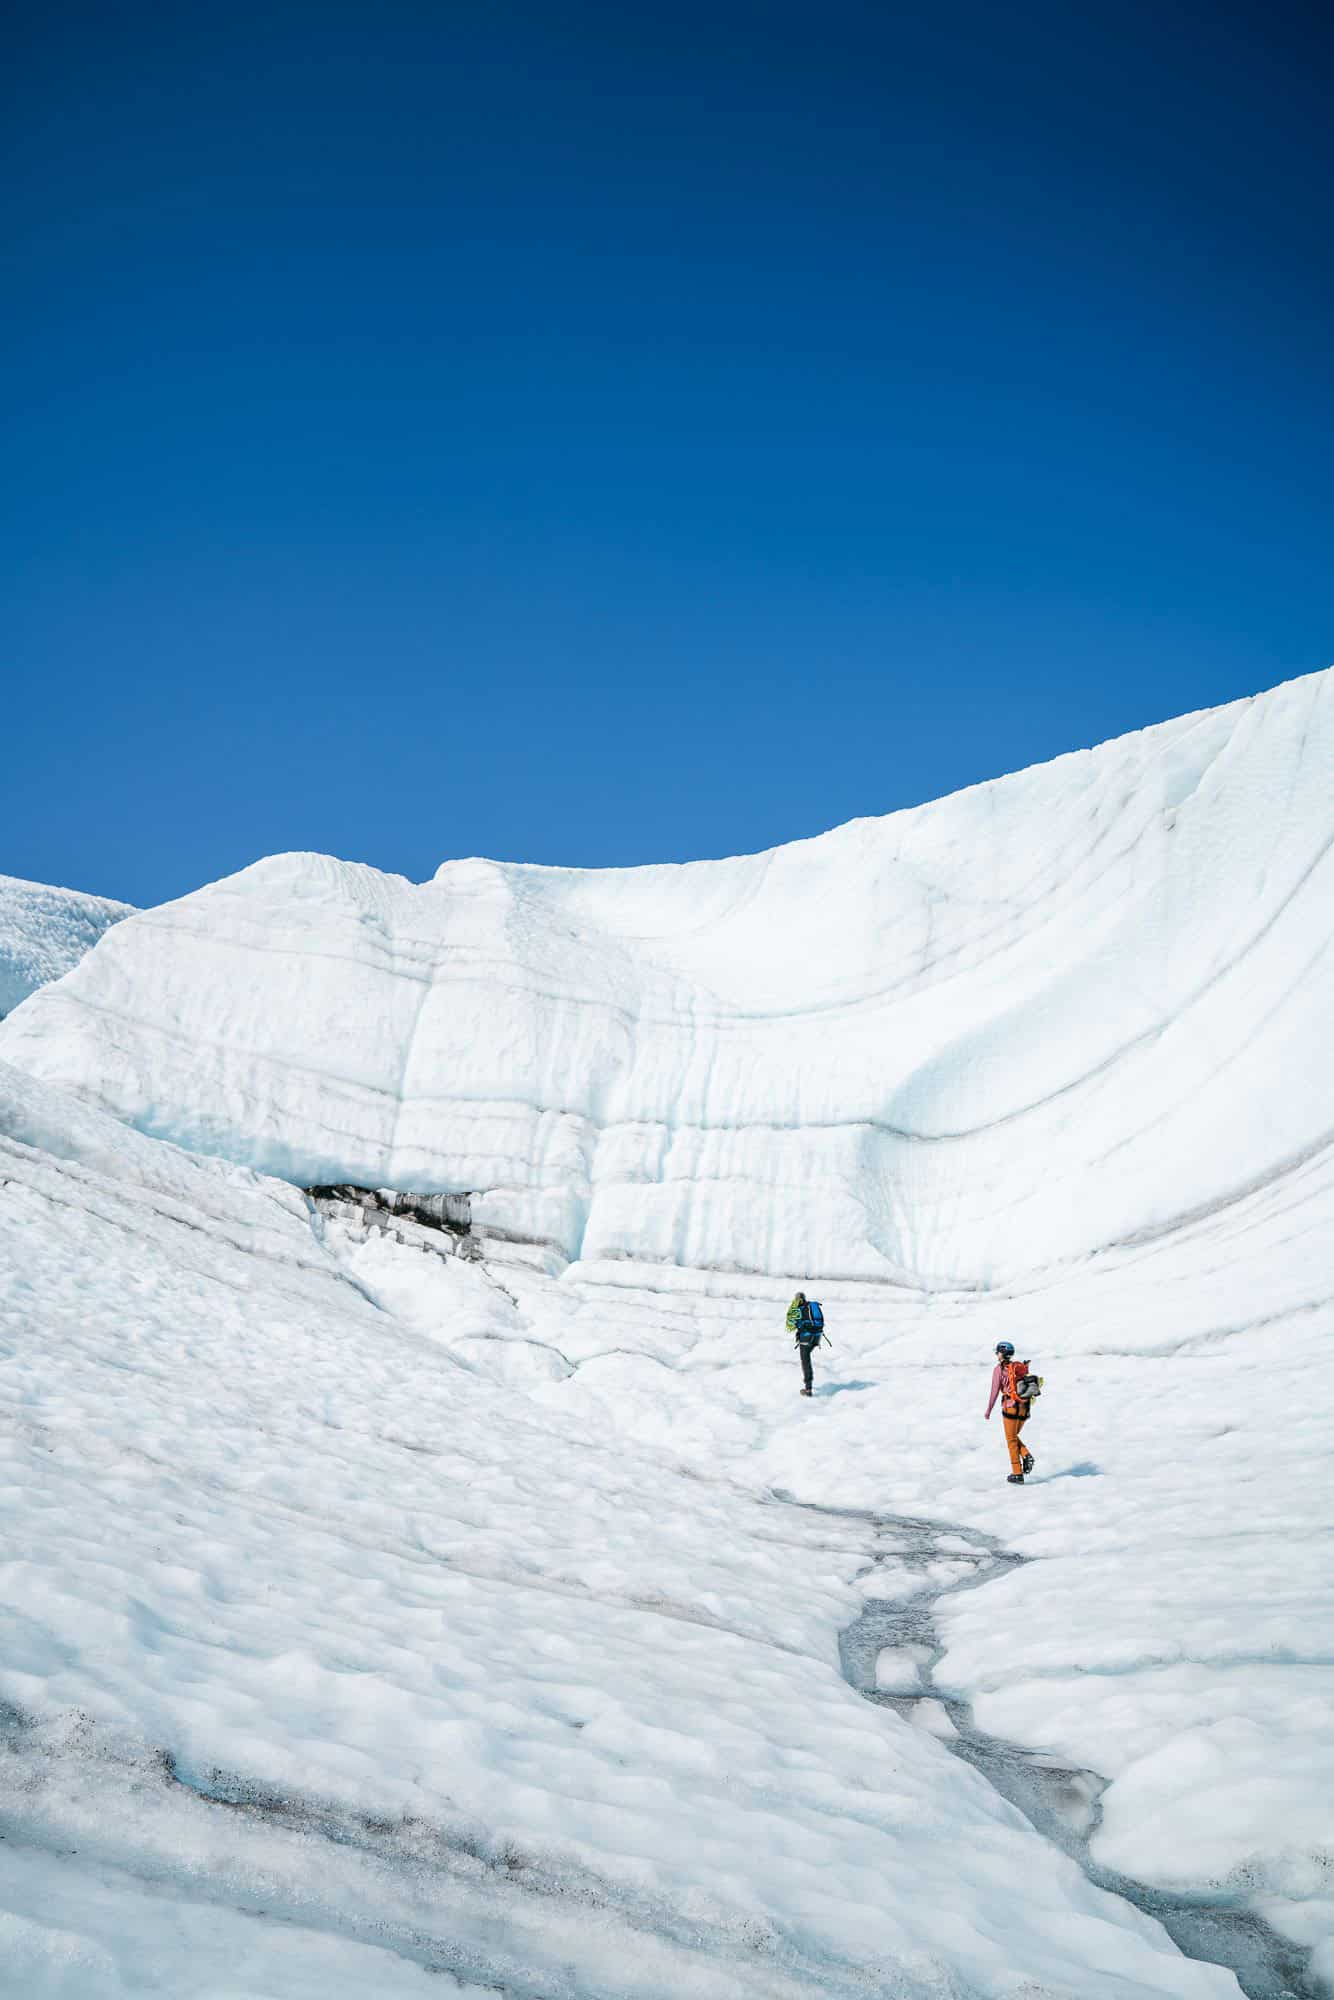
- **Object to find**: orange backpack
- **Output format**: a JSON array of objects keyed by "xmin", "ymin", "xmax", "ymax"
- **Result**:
[{"xmin": 1003, "ymin": 1360, "xmax": 1032, "ymax": 1414}]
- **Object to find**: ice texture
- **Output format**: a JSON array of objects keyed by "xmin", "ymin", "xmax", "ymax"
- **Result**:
[
  {"xmin": 0, "ymin": 1061, "xmax": 1243, "ymax": 1997},
  {"xmin": 5, "ymin": 669, "xmax": 1332, "ymax": 1289},
  {"xmin": 3, "ymin": 668, "xmax": 1333, "ymax": 1994},
  {"xmin": 0, "ymin": 873, "xmax": 133, "ymax": 1020}
]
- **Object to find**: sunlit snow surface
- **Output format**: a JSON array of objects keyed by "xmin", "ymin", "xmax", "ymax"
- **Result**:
[
  {"xmin": 6, "ymin": 670, "xmax": 1333, "ymax": 1289},
  {"xmin": 2, "ymin": 671, "xmax": 1333, "ymax": 1995},
  {"xmin": 0, "ymin": 1063, "xmax": 1257, "ymax": 1999},
  {"xmin": 0, "ymin": 874, "xmax": 132, "ymax": 1020}
]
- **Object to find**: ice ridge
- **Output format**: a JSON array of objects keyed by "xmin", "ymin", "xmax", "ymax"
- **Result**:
[{"xmin": 1, "ymin": 669, "xmax": 1331, "ymax": 1291}]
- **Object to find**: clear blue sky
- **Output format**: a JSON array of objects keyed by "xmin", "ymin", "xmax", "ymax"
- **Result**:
[{"xmin": 5, "ymin": 0, "xmax": 1331, "ymax": 908}]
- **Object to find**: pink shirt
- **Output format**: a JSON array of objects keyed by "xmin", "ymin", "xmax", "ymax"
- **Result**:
[{"xmin": 985, "ymin": 1362, "xmax": 1008, "ymax": 1418}]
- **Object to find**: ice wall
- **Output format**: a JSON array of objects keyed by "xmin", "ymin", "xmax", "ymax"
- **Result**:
[
  {"xmin": 3, "ymin": 669, "xmax": 1331, "ymax": 1286},
  {"xmin": 0, "ymin": 873, "xmax": 134, "ymax": 1020}
]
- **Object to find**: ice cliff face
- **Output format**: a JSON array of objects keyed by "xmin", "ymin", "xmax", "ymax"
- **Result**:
[
  {"xmin": 0, "ymin": 874, "xmax": 134, "ymax": 1020},
  {"xmin": 2, "ymin": 668, "xmax": 1331, "ymax": 1288}
]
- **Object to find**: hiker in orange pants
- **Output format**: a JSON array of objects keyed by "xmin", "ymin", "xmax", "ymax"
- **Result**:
[
  {"xmin": 1003, "ymin": 1413, "xmax": 1029, "ymax": 1478},
  {"xmin": 986, "ymin": 1341, "xmax": 1036, "ymax": 1484}
]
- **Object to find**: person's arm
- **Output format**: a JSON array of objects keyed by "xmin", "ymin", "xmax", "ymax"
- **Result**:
[
  {"xmin": 786, "ymin": 1300, "xmax": 800, "ymax": 1332},
  {"xmin": 985, "ymin": 1364, "xmax": 1002, "ymax": 1418}
]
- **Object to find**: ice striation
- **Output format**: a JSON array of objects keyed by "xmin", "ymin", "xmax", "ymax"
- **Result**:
[{"xmin": 3, "ymin": 668, "xmax": 1332, "ymax": 1292}]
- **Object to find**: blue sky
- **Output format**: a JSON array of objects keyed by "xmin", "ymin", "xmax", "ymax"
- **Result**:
[{"xmin": 5, "ymin": 0, "xmax": 1331, "ymax": 908}]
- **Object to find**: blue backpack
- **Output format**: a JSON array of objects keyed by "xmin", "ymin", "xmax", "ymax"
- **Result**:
[{"xmin": 797, "ymin": 1300, "xmax": 824, "ymax": 1341}]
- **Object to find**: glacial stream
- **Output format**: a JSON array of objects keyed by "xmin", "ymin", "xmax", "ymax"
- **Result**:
[{"xmin": 823, "ymin": 1506, "xmax": 1318, "ymax": 2000}]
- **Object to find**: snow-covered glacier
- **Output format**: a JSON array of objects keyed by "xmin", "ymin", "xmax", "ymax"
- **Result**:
[
  {"xmin": 0, "ymin": 873, "xmax": 133, "ymax": 1020},
  {"xmin": 4, "ymin": 671, "xmax": 1331, "ymax": 1288},
  {"xmin": 2, "ymin": 668, "xmax": 1332, "ymax": 1997}
]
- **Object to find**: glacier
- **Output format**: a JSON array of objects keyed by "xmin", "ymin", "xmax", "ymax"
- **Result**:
[
  {"xmin": 1, "ymin": 667, "xmax": 1332, "ymax": 1997},
  {"xmin": 0, "ymin": 873, "xmax": 133, "ymax": 1021},
  {"xmin": 3, "ymin": 670, "xmax": 1330, "ymax": 1289}
]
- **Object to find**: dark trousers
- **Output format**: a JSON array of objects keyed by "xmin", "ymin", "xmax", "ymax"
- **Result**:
[{"xmin": 797, "ymin": 1337, "xmax": 817, "ymax": 1389}]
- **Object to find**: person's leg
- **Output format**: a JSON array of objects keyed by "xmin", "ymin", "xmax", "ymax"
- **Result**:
[
  {"xmin": 1003, "ymin": 1415, "xmax": 1025, "ymax": 1475},
  {"xmin": 1019, "ymin": 1419, "xmax": 1034, "ymax": 1471},
  {"xmin": 799, "ymin": 1340, "xmax": 813, "ymax": 1392}
]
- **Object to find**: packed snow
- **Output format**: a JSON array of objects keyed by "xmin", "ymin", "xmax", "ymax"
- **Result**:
[
  {"xmin": 0, "ymin": 874, "xmax": 132, "ymax": 1020},
  {"xmin": 2, "ymin": 668, "xmax": 1332, "ymax": 1995},
  {"xmin": 2, "ymin": 1060, "xmax": 1249, "ymax": 1998}
]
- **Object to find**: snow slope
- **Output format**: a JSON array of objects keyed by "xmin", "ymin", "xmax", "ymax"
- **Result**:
[
  {"xmin": 3, "ymin": 672, "xmax": 1330, "ymax": 1290},
  {"xmin": 0, "ymin": 874, "xmax": 133, "ymax": 1020},
  {"xmin": 0, "ymin": 1060, "xmax": 1241, "ymax": 1998},
  {"xmin": 3, "ymin": 668, "xmax": 1333, "ymax": 1994}
]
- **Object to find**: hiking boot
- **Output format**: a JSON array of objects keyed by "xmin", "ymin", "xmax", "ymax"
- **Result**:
[
  {"xmin": 800, "ymin": 1386, "xmax": 813, "ymax": 1397},
  {"xmin": 1006, "ymin": 1473, "xmax": 1025, "ymax": 1484},
  {"xmin": 1021, "ymin": 1452, "xmax": 1034, "ymax": 1474}
]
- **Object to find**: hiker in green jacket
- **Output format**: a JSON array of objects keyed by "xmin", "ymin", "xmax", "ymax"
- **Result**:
[{"xmin": 787, "ymin": 1290, "xmax": 821, "ymax": 1397}]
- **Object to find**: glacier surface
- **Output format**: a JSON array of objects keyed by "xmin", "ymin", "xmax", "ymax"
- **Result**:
[
  {"xmin": 3, "ymin": 672, "xmax": 1330, "ymax": 1289},
  {"xmin": 0, "ymin": 874, "xmax": 133, "ymax": 1021},
  {"xmin": 1, "ymin": 1060, "xmax": 1252, "ymax": 1999},
  {"xmin": 2, "ymin": 668, "xmax": 1333, "ymax": 1996}
]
